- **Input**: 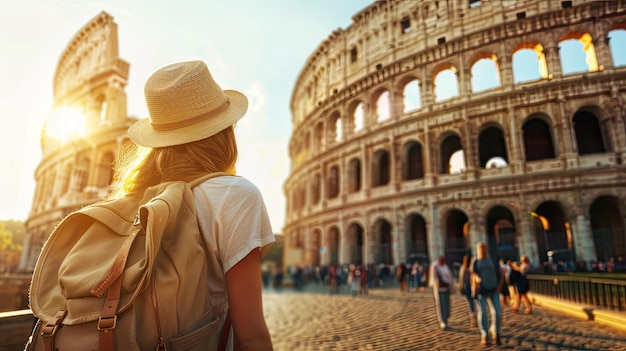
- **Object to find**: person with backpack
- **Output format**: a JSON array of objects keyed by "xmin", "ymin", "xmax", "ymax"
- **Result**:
[
  {"xmin": 126, "ymin": 60, "xmax": 275, "ymax": 350},
  {"xmin": 470, "ymin": 242, "xmax": 505, "ymax": 347},
  {"xmin": 429, "ymin": 256, "xmax": 455, "ymax": 330}
]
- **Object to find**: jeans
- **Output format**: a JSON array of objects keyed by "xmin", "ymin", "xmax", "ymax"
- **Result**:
[
  {"xmin": 433, "ymin": 287, "xmax": 451, "ymax": 327},
  {"xmin": 463, "ymin": 291, "xmax": 476, "ymax": 313},
  {"xmin": 476, "ymin": 291, "xmax": 502, "ymax": 337}
]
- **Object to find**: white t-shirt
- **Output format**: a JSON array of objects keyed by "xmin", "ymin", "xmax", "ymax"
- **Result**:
[{"xmin": 193, "ymin": 175, "xmax": 275, "ymax": 341}]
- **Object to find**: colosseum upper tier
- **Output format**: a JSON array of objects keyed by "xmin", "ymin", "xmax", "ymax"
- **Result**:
[
  {"xmin": 284, "ymin": 0, "xmax": 626, "ymax": 270},
  {"xmin": 20, "ymin": 12, "xmax": 136, "ymax": 270}
]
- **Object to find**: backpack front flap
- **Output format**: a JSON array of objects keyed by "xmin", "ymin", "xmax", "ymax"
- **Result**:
[{"xmin": 29, "ymin": 184, "xmax": 167, "ymax": 326}]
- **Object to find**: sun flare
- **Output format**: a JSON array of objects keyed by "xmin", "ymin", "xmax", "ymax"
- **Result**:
[{"xmin": 44, "ymin": 107, "xmax": 86, "ymax": 142}]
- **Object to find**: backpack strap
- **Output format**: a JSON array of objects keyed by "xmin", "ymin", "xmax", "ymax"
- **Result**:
[
  {"xmin": 41, "ymin": 309, "xmax": 67, "ymax": 351},
  {"xmin": 97, "ymin": 230, "xmax": 140, "ymax": 351},
  {"xmin": 98, "ymin": 275, "xmax": 124, "ymax": 351}
]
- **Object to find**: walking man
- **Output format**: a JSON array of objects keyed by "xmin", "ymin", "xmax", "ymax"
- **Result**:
[
  {"xmin": 470, "ymin": 242, "xmax": 505, "ymax": 347},
  {"xmin": 429, "ymin": 256, "xmax": 455, "ymax": 330}
]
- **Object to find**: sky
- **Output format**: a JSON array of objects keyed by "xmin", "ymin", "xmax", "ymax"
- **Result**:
[{"xmin": 0, "ymin": 0, "xmax": 373, "ymax": 231}]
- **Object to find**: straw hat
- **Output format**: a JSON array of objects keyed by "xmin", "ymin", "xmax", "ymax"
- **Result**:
[{"xmin": 128, "ymin": 60, "xmax": 248, "ymax": 147}]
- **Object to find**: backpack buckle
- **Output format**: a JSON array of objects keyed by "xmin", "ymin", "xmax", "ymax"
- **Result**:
[
  {"xmin": 40, "ymin": 323, "xmax": 60, "ymax": 337},
  {"xmin": 97, "ymin": 315, "xmax": 117, "ymax": 331},
  {"xmin": 40, "ymin": 309, "xmax": 67, "ymax": 338},
  {"xmin": 133, "ymin": 214, "xmax": 140, "ymax": 226}
]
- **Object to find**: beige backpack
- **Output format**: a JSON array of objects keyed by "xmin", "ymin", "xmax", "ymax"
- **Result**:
[{"xmin": 26, "ymin": 173, "xmax": 227, "ymax": 351}]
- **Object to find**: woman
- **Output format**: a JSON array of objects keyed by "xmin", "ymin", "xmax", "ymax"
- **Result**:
[
  {"xmin": 118, "ymin": 60, "xmax": 275, "ymax": 350},
  {"xmin": 458, "ymin": 255, "xmax": 476, "ymax": 327},
  {"xmin": 429, "ymin": 256, "xmax": 455, "ymax": 330},
  {"xmin": 510, "ymin": 256, "xmax": 533, "ymax": 314}
]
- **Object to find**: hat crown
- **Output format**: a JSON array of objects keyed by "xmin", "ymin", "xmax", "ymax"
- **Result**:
[{"xmin": 144, "ymin": 61, "xmax": 227, "ymax": 127}]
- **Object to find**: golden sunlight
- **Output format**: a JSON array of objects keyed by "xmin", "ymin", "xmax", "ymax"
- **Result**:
[{"xmin": 44, "ymin": 107, "xmax": 86, "ymax": 142}]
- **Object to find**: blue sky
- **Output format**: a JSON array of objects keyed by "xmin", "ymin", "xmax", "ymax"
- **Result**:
[{"xmin": 0, "ymin": 0, "xmax": 372, "ymax": 230}]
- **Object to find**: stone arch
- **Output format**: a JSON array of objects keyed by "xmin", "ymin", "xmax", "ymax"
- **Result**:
[
  {"xmin": 398, "ymin": 75, "xmax": 422, "ymax": 112},
  {"xmin": 372, "ymin": 148, "xmax": 391, "ymax": 186},
  {"xmin": 327, "ymin": 225, "xmax": 340, "ymax": 265},
  {"xmin": 573, "ymin": 106, "xmax": 608, "ymax": 155},
  {"xmin": 439, "ymin": 132, "xmax": 464, "ymax": 174},
  {"xmin": 371, "ymin": 87, "xmax": 391, "ymax": 123},
  {"xmin": 313, "ymin": 120, "xmax": 324, "ymax": 152},
  {"xmin": 328, "ymin": 164, "xmax": 340, "ymax": 199},
  {"xmin": 485, "ymin": 205, "xmax": 518, "ymax": 261},
  {"xmin": 328, "ymin": 110, "xmax": 342, "ymax": 143},
  {"xmin": 558, "ymin": 31, "xmax": 599, "ymax": 74},
  {"xmin": 371, "ymin": 218, "xmax": 393, "ymax": 264},
  {"xmin": 310, "ymin": 229, "xmax": 322, "ymax": 267},
  {"xmin": 403, "ymin": 139, "xmax": 425, "ymax": 180},
  {"xmin": 590, "ymin": 195, "xmax": 625, "ymax": 263},
  {"xmin": 470, "ymin": 51, "xmax": 500, "ymax": 93},
  {"xmin": 312, "ymin": 173, "xmax": 321, "ymax": 204},
  {"xmin": 432, "ymin": 63, "xmax": 460, "ymax": 102},
  {"xmin": 443, "ymin": 209, "xmax": 470, "ymax": 265},
  {"xmin": 512, "ymin": 41, "xmax": 549, "ymax": 82},
  {"xmin": 348, "ymin": 157, "xmax": 362, "ymax": 193},
  {"xmin": 347, "ymin": 222, "xmax": 365, "ymax": 265},
  {"xmin": 531, "ymin": 201, "xmax": 574, "ymax": 265},
  {"xmin": 349, "ymin": 99, "xmax": 365, "ymax": 133},
  {"xmin": 522, "ymin": 114, "xmax": 556, "ymax": 161},
  {"xmin": 405, "ymin": 213, "xmax": 429, "ymax": 264},
  {"xmin": 478, "ymin": 123, "xmax": 509, "ymax": 168}
]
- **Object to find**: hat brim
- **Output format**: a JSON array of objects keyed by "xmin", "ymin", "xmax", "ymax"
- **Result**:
[{"xmin": 128, "ymin": 90, "xmax": 247, "ymax": 148}]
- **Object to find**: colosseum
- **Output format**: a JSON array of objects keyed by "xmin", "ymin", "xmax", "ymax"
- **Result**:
[
  {"xmin": 19, "ymin": 12, "xmax": 135, "ymax": 270},
  {"xmin": 283, "ymin": 0, "xmax": 626, "ymax": 271}
]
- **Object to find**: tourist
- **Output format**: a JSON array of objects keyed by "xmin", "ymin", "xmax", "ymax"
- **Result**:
[{"xmin": 429, "ymin": 256, "xmax": 455, "ymax": 330}]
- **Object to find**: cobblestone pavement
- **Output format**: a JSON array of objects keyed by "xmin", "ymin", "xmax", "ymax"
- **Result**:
[{"xmin": 262, "ymin": 284, "xmax": 626, "ymax": 351}]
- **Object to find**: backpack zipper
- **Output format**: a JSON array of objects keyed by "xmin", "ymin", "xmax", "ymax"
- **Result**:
[{"xmin": 152, "ymin": 271, "xmax": 167, "ymax": 351}]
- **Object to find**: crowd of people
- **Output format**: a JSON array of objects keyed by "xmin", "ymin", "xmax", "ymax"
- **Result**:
[
  {"xmin": 265, "ymin": 249, "xmax": 626, "ymax": 348},
  {"xmin": 271, "ymin": 246, "xmax": 536, "ymax": 348},
  {"xmin": 428, "ymin": 243, "xmax": 533, "ymax": 347}
]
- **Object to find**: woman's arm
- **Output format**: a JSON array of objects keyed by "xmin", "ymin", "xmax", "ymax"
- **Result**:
[
  {"xmin": 509, "ymin": 261, "xmax": 521, "ymax": 272},
  {"xmin": 225, "ymin": 249, "xmax": 273, "ymax": 351}
]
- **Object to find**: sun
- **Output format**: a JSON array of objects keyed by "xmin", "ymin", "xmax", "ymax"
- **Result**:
[{"xmin": 43, "ymin": 107, "xmax": 86, "ymax": 142}]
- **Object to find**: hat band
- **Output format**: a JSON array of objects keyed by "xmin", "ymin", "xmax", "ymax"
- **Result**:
[{"xmin": 151, "ymin": 98, "xmax": 231, "ymax": 132}]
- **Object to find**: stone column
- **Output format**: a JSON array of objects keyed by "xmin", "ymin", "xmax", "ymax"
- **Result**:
[
  {"xmin": 428, "ymin": 197, "xmax": 442, "ymax": 261},
  {"xmin": 545, "ymin": 45, "xmax": 562, "ymax": 80},
  {"xmin": 594, "ymin": 34, "xmax": 613, "ymax": 72},
  {"xmin": 423, "ymin": 126, "xmax": 434, "ymax": 187},
  {"xmin": 519, "ymin": 212, "xmax": 540, "ymax": 267},
  {"xmin": 571, "ymin": 214, "xmax": 596, "ymax": 266},
  {"xmin": 394, "ymin": 213, "xmax": 406, "ymax": 264}
]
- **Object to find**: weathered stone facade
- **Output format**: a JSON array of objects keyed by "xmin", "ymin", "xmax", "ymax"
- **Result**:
[
  {"xmin": 20, "ymin": 12, "xmax": 135, "ymax": 271},
  {"xmin": 284, "ymin": 0, "xmax": 626, "ymax": 269}
]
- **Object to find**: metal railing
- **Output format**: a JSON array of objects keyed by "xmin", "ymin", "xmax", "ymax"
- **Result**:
[{"xmin": 529, "ymin": 274, "xmax": 626, "ymax": 312}]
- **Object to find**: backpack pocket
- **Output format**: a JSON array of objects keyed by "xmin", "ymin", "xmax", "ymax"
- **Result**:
[{"xmin": 166, "ymin": 309, "xmax": 220, "ymax": 351}]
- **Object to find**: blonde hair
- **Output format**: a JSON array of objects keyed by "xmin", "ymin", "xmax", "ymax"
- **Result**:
[{"xmin": 109, "ymin": 126, "xmax": 237, "ymax": 198}]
